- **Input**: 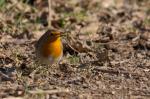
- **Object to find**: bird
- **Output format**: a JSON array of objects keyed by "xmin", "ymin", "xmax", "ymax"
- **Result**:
[{"xmin": 35, "ymin": 29, "xmax": 63, "ymax": 65}]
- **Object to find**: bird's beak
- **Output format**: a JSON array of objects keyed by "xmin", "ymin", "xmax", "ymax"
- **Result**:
[{"xmin": 60, "ymin": 31, "xmax": 67, "ymax": 37}]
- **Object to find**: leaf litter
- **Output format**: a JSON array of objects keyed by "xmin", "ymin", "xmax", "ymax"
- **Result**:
[{"xmin": 0, "ymin": 0, "xmax": 150, "ymax": 98}]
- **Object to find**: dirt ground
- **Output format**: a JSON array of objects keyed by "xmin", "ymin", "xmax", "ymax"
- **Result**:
[{"xmin": 0, "ymin": 0, "xmax": 150, "ymax": 99}]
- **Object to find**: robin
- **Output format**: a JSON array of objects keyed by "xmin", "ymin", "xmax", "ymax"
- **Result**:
[{"xmin": 35, "ymin": 29, "xmax": 63, "ymax": 65}]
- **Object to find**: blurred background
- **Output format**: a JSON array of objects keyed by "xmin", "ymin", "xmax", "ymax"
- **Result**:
[{"xmin": 0, "ymin": 0, "xmax": 150, "ymax": 98}]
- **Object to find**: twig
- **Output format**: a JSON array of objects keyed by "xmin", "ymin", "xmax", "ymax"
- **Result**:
[
  {"xmin": 0, "ymin": 71, "xmax": 13, "ymax": 81},
  {"xmin": 48, "ymin": 0, "xmax": 52, "ymax": 28},
  {"xmin": 28, "ymin": 89, "xmax": 70, "ymax": 94},
  {"xmin": 93, "ymin": 68, "xmax": 142, "ymax": 77},
  {"xmin": 0, "ymin": 71, "xmax": 10, "ymax": 78}
]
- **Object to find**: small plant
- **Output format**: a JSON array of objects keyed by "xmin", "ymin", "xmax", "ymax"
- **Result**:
[
  {"xmin": 63, "ymin": 10, "xmax": 87, "ymax": 22},
  {"xmin": 0, "ymin": 0, "xmax": 6, "ymax": 10},
  {"xmin": 144, "ymin": 18, "xmax": 150, "ymax": 26},
  {"xmin": 68, "ymin": 55, "xmax": 80, "ymax": 65}
]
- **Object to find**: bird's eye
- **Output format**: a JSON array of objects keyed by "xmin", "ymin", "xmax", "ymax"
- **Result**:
[{"xmin": 50, "ymin": 33, "xmax": 54, "ymax": 36}]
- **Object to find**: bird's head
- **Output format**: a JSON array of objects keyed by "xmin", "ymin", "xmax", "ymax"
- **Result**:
[{"xmin": 45, "ymin": 29, "xmax": 65, "ymax": 41}]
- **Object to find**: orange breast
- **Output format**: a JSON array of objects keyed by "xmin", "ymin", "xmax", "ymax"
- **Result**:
[{"xmin": 42, "ymin": 38, "xmax": 62, "ymax": 58}]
